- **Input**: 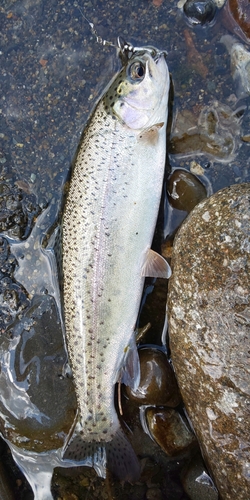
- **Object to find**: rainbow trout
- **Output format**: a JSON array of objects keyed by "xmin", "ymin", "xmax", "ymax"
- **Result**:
[{"xmin": 62, "ymin": 41, "xmax": 170, "ymax": 481}]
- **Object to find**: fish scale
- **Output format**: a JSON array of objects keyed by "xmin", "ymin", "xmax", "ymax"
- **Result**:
[{"xmin": 62, "ymin": 44, "xmax": 170, "ymax": 481}]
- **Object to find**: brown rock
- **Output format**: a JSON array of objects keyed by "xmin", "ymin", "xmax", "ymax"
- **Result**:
[
  {"xmin": 167, "ymin": 183, "xmax": 250, "ymax": 500},
  {"xmin": 166, "ymin": 169, "xmax": 207, "ymax": 212},
  {"xmin": 125, "ymin": 347, "xmax": 181, "ymax": 407},
  {"xmin": 222, "ymin": 0, "xmax": 250, "ymax": 45},
  {"xmin": 145, "ymin": 407, "xmax": 197, "ymax": 456}
]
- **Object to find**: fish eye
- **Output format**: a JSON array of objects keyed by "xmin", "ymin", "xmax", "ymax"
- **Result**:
[{"xmin": 128, "ymin": 61, "xmax": 145, "ymax": 81}]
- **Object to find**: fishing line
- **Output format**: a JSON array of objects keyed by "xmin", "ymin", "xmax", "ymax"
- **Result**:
[
  {"xmin": 73, "ymin": 1, "xmax": 137, "ymax": 62},
  {"xmin": 74, "ymin": 1, "xmax": 117, "ymax": 48}
]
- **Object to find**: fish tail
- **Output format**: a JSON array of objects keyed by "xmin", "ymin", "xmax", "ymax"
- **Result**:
[{"xmin": 63, "ymin": 426, "xmax": 140, "ymax": 482}]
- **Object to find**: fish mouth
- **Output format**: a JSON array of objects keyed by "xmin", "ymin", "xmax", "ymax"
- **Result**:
[{"xmin": 154, "ymin": 51, "xmax": 167, "ymax": 64}]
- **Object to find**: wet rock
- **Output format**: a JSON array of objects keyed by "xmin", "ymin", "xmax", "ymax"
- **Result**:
[
  {"xmin": 221, "ymin": 35, "xmax": 250, "ymax": 98},
  {"xmin": 168, "ymin": 183, "xmax": 250, "ymax": 499},
  {"xmin": 189, "ymin": 160, "xmax": 205, "ymax": 176},
  {"xmin": 138, "ymin": 279, "xmax": 169, "ymax": 347},
  {"xmin": 0, "ymin": 276, "xmax": 29, "ymax": 330},
  {"xmin": 221, "ymin": 0, "xmax": 250, "ymax": 45},
  {"xmin": 164, "ymin": 169, "xmax": 209, "ymax": 240},
  {"xmin": 181, "ymin": 452, "xmax": 219, "ymax": 500},
  {"xmin": 0, "ymin": 237, "xmax": 17, "ymax": 278},
  {"xmin": 125, "ymin": 347, "xmax": 181, "ymax": 407},
  {"xmin": 0, "ymin": 177, "xmax": 40, "ymax": 240},
  {"xmin": 0, "ymin": 237, "xmax": 29, "ymax": 330},
  {"xmin": 0, "ymin": 294, "xmax": 76, "ymax": 452},
  {"xmin": 183, "ymin": 0, "xmax": 217, "ymax": 25},
  {"xmin": 167, "ymin": 169, "xmax": 207, "ymax": 212},
  {"xmin": 145, "ymin": 408, "xmax": 197, "ymax": 456}
]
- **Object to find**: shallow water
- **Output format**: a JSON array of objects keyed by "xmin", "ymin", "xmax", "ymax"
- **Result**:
[{"xmin": 0, "ymin": 0, "xmax": 249, "ymax": 498}]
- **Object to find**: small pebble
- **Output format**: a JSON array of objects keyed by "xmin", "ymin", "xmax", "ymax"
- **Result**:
[
  {"xmin": 167, "ymin": 169, "xmax": 207, "ymax": 212},
  {"xmin": 190, "ymin": 160, "xmax": 204, "ymax": 176},
  {"xmin": 125, "ymin": 348, "xmax": 181, "ymax": 407},
  {"xmin": 181, "ymin": 452, "xmax": 218, "ymax": 500},
  {"xmin": 183, "ymin": 0, "xmax": 217, "ymax": 25},
  {"xmin": 146, "ymin": 408, "xmax": 197, "ymax": 456}
]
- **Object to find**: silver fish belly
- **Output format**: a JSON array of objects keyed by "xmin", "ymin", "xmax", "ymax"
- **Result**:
[{"xmin": 62, "ymin": 43, "xmax": 170, "ymax": 481}]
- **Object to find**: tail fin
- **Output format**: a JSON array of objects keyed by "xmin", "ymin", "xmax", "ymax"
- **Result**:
[{"xmin": 63, "ymin": 426, "xmax": 140, "ymax": 482}]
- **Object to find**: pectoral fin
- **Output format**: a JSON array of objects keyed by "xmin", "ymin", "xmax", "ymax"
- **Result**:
[
  {"xmin": 138, "ymin": 122, "xmax": 164, "ymax": 145},
  {"xmin": 141, "ymin": 248, "xmax": 171, "ymax": 279}
]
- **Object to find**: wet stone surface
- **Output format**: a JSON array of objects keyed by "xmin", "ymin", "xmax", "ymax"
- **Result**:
[
  {"xmin": 125, "ymin": 347, "xmax": 181, "ymax": 407},
  {"xmin": 181, "ymin": 451, "xmax": 219, "ymax": 500},
  {"xmin": 183, "ymin": 0, "xmax": 217, "ymax": 26},
  {"xmin": 0, "ymin": 293, "xmax": 76, "ymax": 452},
  {"xmin": 0, "ymin": 172, "xmax": 41, "ymax": 240},
  {"xmin": 167, "ymin": 169, "xmax": 207, "ymax": 212},
  {"xmin": 145, "ymin": 407, "xmax": 198, "ymax": 457},
  {"xmin": 168, "ymin": 183, "xmax": 250, "ymax": 500}
]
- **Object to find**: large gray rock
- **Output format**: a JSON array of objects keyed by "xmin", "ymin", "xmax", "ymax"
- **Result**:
[{"xmin": 167, "ymin": 183, "xmax": 250, "ymax": 500}]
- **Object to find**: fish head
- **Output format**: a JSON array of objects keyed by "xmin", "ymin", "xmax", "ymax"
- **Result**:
[{"xmin": 104, "ymin": 46, "xmax": 170, "ymax": 130}]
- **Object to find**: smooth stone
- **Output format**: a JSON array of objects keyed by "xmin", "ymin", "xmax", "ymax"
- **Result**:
[
  {"xmin": 0, "ymin": 294, "xmax": 76, "ymax": 452},
  {"xmin": 167, "ymin": 169, "xmax": 207, "ymax": 212},
  {"xmin": 164, "ymin": 168, "xmax": 209, "ymax": 240},
  {"xmin": 125, "ymin": 347, "xmax": 181, "ymax": 407},
  {"xmin": 181, "ymin": 452, "xmax": 219, "ymax": 500},
  {"xmin": 183, "ymin": 0, "xmax": 217, "ymax": 25},
  {"xmin": 145, "ymin": 408, "xmax": 197, "ymax": 456},
  {"xmin": 168, "ymin": 183, "xmax": 250, "ymax": 500}
]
